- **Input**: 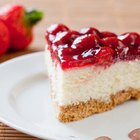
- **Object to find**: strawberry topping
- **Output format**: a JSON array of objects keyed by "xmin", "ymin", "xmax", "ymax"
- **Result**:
[{"xmin": 46, "ymin": 24, "xmax": 140, "ymax": 69}]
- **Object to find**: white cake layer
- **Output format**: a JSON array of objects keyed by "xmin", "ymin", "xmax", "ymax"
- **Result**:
[{"xmin": 46, "ymin": 49, "xmax": 140, "ymax": 106}]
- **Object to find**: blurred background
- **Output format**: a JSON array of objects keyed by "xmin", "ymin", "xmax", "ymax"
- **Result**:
[{"xmin": 0, "ymin": 0, "xmax": 140, "ymax": 53}]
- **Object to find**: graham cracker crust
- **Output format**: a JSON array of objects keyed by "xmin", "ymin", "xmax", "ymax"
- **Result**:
[{"xmin": 58, "ymin": 88, "xmax": 140, "ymax": 122}]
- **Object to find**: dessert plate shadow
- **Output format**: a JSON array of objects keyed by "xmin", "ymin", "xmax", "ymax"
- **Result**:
[{"xmin": 0, "ymin": 52, "xmax": 140, "ymax": 140}]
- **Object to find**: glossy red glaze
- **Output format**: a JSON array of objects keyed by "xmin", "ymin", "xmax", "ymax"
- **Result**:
[
  {"xmin": 45, "ymin": 24, "xmax": 140, "ymax": 69},
  {"xmin": 101, "ymin": 31, "xmax": 117, "ymax": 38},
  {"xmin": 80, "ymin": 27, "xmax": 101, "ymax": 37}
]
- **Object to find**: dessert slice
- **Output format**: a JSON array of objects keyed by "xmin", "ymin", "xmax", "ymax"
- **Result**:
[{"xmin": 45, "ymin": 24, "xmax": 140, "ymax": 122}]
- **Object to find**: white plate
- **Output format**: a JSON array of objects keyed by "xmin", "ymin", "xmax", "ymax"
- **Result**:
[{"xmin": 0, "ymin": 52, "xmax": 140, "ymax": 140}]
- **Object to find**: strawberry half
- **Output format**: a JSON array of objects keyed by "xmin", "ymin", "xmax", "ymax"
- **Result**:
[
  {"xmin": 95, "ymin": 47, "xmax": 115, "ymax": 65},
  {"xmin": 102, "ymin": 37, "xmax": 129, "ymax": 60},
  {"xmin": 0, "ymin": 4, "xmax": 43, "ymax": 50},
  {"xmin": 118, "ymin": 32, "xmax": 140, "ymax": 47}
]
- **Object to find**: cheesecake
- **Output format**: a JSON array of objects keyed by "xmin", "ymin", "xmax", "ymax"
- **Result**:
[{"xmin": 45, "ymin": 24, "xmax": 140, "ymax": 122}]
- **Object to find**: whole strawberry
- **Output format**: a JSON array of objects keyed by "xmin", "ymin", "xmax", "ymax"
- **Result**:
[
  {"xmin": 0, "ymin": 4, "xmax": 43, "ymax": 50},
  {"xmin": 0, "ymin": 19, "xmax": 10, "ymax": 55}
]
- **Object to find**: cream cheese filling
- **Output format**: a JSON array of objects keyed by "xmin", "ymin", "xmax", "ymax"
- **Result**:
[{"xmin": 46, "ymin": 49, "xmax": 140, "ymax": 106}]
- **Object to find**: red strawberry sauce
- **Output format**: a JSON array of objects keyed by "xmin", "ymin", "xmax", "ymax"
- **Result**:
[{"xmin": 45, "ymin": 24, "xmax": 140, "ymax": 70}]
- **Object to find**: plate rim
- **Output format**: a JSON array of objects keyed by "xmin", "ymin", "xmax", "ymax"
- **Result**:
[
  {"xmin": 0, "ymin": 51, "xmax": 44, "ymax": 66},
  {"xmin": 0, "ymin": 51, "xmax": 55, "ymax": 139}
]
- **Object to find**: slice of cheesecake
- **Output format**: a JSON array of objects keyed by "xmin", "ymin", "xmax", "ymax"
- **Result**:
[{"xmin": 45, "ymin": 24, "xmax": 140, "ymax": 122}]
